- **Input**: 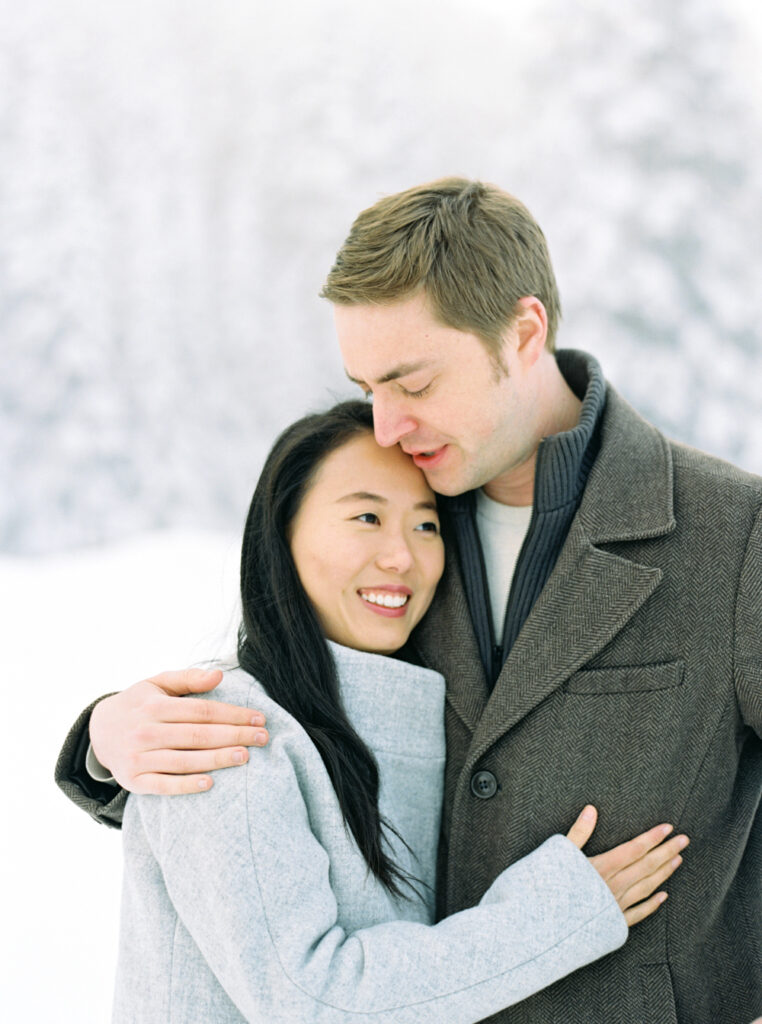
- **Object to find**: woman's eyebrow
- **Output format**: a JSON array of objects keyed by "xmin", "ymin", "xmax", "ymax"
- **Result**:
[
  {"xmin": 336, "ymin": 491, "xmax": 387, "ymax": 504},
  {"xmin": 335, "ymin": 492, "xmax": 438, "ymax": 513}
]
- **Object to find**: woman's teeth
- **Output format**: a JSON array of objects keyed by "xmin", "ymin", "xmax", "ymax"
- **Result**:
[{"xmin": 360, "ymin": 592, "xmax": 409, "ymax": 608}]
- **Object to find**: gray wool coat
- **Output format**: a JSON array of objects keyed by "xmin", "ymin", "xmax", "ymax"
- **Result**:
[
  {"xmin": 113, "ymin": 644, "xmax": 626, "ymax": 1023},
  {"xmin": 411, "ymin": 380, "xmax": 762, "ymax": 1024}
]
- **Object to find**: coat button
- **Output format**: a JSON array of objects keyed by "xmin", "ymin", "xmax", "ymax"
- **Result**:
[{"xmin": 470, "ymin": 770, "xmax": 498, "ymax": 799}]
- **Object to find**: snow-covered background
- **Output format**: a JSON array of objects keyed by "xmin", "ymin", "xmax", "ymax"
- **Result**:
[{"xmin": 2, "ymin": 0, "xmax": 761, "ymax": 1020}]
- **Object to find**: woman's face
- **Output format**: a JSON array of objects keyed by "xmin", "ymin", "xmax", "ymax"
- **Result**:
[{"xmin": 289, "ymin": 431, "xmax": 445, "ymax": 654}]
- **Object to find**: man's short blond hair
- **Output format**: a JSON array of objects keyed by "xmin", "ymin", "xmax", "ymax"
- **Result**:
[{"xmin": 321, "ymin": 177, "xmax": 561, "ymax": 355}]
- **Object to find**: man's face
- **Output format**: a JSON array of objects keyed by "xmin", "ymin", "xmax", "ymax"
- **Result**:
[{"xmin": 334, "ymin": 292, "xmax": 542, "ymax": 501}]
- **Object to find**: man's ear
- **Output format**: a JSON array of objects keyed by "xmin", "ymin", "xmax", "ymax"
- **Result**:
[{"xmin": 514, "ymin": 296, "xmax": 548, "ymax": 367}]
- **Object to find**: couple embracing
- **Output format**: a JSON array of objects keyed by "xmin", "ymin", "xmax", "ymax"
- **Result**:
[{"xmin": 57, "ymin": 178, "xmax": 762, "ymax": 1023}]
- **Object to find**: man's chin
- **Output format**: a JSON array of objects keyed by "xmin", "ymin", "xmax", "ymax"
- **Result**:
[{"xmin": 421, "ymin": 469, "xmax": 469, "ymax": 498}]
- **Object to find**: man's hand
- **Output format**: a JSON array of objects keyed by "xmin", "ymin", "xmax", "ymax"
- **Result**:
[
  {"xmin": 89, "ymin": 669, "xmax": 269, "ymax": 795},
  {"xmin": 567, "ymin": 805, "xmax": 689, "ymax": 927}
]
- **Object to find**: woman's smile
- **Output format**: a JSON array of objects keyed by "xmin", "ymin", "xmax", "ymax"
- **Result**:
[{"xmin": 358, "ymin": 585, "xmax": 412, "ymax": 616}]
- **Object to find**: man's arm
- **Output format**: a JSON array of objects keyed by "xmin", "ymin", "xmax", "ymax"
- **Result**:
[
  {"xmin": 55, "ymin": 693, "xmax": 128, "ymax": 827},
  {"xmin": 735, "ymin": 506, "xmax": 762, "ymax": 736},
  {"xmin": 54, "ymin": 669, "xmax": 269, "ymax": 827}
]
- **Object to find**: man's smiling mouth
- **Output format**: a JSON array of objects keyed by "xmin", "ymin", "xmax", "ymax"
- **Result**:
[{"xmin": 406, "ymin": 446, "xmax": 448, "ymax": 468}]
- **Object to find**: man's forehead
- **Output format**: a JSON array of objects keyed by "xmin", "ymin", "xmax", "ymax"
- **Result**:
[{"xmin": 333, "ymin": 294, "xmax": 442, "ymax": 382}]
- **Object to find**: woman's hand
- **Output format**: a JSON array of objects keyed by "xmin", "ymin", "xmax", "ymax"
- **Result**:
[{"xmin": 566, "ymin": 805, "xmax": 689, "ymax": 927}]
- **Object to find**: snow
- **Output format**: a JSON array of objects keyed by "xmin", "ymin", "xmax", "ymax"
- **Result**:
[{"xmin": 0, "ymin": 531, "xmax": 240, "ymax": 1023}]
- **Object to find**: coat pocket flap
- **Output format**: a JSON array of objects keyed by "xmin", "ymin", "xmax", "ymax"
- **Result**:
[{"xmin": 564, "ymin": 660, "xmax": 685, "ymax": 694}]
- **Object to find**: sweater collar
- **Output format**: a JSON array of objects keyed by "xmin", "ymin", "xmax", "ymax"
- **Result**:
[
  {"xmin": 446, "ymin": 348, "xmax": 607, "ymax": 517},
  {"xmin": 533, "ymin": 348, "xmax": 606, "ymax": 512}
]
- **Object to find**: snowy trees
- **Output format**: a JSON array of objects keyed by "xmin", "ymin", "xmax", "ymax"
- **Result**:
[
  {"xmin": 510, "ymin": 0, "xmax": 762, "ymax": 465},
  {"xmin": 1, "ymin": 0, "xmax": 760, "ymax": 553}
]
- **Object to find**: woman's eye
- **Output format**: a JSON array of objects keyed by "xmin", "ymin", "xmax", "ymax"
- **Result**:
[
  {"xmin": 355, "ymin": 512, "xmax": 380, "ymax": 525},
  {"xmin": 415, "ymin": 520, "xmax": 439, "ymax": 533}
]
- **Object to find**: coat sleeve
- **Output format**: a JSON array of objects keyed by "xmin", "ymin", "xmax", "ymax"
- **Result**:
[
  {"xmin": 136, "ymin": 720, "xmax": 627, "ymax": 1024},
  {"xmin": 735, "ymin": 506, "xmax": 762, "ymax": 736},
  {"xmin": 54, "ymin": 696, "xmax": 127, "ymax": 828}
]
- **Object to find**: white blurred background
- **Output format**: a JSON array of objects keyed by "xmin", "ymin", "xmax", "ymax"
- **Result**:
[{"xmin": 1, "ymin": 0, "xmax": 761, "ymax": 1019}]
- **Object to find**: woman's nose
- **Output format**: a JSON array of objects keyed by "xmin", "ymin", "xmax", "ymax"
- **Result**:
[{"xmin": 375, "ymin": 536, "xmax": 415, "ymax": 574}]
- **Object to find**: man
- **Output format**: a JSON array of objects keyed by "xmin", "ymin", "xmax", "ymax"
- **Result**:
[{"xmin": 57, "ymin": 178, "xmax": 761, "ymax": 1023}]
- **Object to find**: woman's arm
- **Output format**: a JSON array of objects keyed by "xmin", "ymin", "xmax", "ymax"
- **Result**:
[{"xmin": 133, "ymin": 712, "xmax": 631, "ymax": 1024}]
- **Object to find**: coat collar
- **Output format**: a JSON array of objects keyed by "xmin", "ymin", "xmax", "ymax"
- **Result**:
[{"xmin": 578, "ymin": 384, "xmax": 676, "ymax": 542}]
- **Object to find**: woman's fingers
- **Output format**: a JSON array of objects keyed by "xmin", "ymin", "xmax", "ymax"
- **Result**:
[
  {"xmin": 590, "ymin": 822, "xmax": 675, "ymax": 881},
  {"xmin": 587, "ymin": 820, "xmax": 689, "ymax": 924},
  {"xmin": 565, "ymin": 805, "xmax": 598, "ymax": 850},
  {"xmin": 611, "ymin": 835, "xmax": 689, "ymax": 902},
  {"xmin": 623, "ymin": 891, "xmax": 668, "ymax": 928},
  {"xmin": 617, "ymin": 848, "xmax": 686, "ymax": 911}
]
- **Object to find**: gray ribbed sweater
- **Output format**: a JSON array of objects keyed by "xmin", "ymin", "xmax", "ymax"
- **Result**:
[{"xmin": 114, "ymin": 642, "xmax": 627, "ymax": 1023}]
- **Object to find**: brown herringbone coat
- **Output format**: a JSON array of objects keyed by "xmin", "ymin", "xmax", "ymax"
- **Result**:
[{"xmin": 413, "ymin": 384, "xmax": 762, "ymax": 1024}]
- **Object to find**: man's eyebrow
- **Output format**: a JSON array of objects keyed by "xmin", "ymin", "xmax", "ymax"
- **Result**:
[{"xmin": 345, "ymin": 361, "xmax": 430, "ymax": 386}]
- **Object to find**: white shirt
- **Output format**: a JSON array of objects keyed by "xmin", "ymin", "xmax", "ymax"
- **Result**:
[{"xmin": 475, "ymin": 488, "xmax": 533, "ymax": 643}]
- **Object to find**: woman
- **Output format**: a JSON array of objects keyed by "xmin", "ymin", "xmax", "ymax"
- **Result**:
[{"xmin": 114, "ymin": 401, "xmax": 686, "ymax": 1023}]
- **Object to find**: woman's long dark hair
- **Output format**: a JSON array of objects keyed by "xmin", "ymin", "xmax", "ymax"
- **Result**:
[{"xmin": 237, "ymin": 400, "xmax": 420, "ymax": 899}]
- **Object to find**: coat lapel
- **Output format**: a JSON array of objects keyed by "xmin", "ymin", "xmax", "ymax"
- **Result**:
[
  {"xmin": 413, "ymin": 544, "xmax": 490, "ymax": 734},
  {"xmin": 418, "ymin": 385, "xmax": 677, "ymax": 766},
  {"xmin": 467, "ymin": 388, "xmax": 676, "ymax": 764},
  {"xmin": 467, "ymin": 518, "xmax": 663, "ymax": 765}
]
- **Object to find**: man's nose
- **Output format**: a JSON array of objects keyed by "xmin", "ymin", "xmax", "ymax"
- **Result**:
[{"xmin": 372, "ymin": 394, "xmax": 417, "ymax": 448}]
